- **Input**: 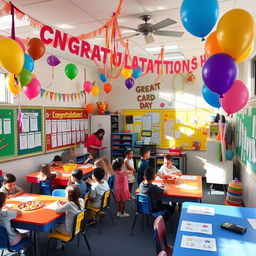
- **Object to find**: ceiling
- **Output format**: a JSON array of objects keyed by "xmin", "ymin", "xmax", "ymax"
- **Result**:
[{"xmin": 0, "ymin": 0, "xmax": 255, "ymax": 67}]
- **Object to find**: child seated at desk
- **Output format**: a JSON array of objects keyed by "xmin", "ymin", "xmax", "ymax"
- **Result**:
[
  {"xmin": 157, "ymin": 155, "xmax": 181, "ymax": 177},
  {"xmin": 0, "ymin": 174, "xmax": 24, "ymax": 199},
  {"xmin": 84, "ymin": 151, "xmax": 98, "ymax": 165},
  {"xmin": 68, "ymin": 169, "xmax": 86, "ymax": 198},
  {"xmin": 38, "ymin": 163, "xmax": 60, "ymax": 181},
  {"xmin": 51, "ymin": 155, "xmax": 62, "ymax": 168},
  {"xmin": 0, "ymin": 192, "xmax": 27, "ymax": 246}
]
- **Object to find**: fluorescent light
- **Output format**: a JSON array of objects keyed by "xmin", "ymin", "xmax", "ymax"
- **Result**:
[
  {"xmin": 32, "ymin": 30, "xmax": 40, "ymax": 35},
  {"xmin": 57, "ymin": 24, "xmax": 74, "ymax": 29},
  {"xmin": 164, "ymin": 52, "xmax": 184, "ymax": 60},
  {"xmin": 0, "ymin": 15, "xmax": 29, "ymax": 29},
  {"xmin": 145, "ymin": 45, "xmax": 178, "ymax": 53}
]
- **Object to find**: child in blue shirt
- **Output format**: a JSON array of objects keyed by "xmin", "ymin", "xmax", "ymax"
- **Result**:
[
  {"xmin": 137, "ymin": 146, "xmax": 150, "ymax": 185},
  {"xmin": 68, "ymin": 169, "xmax": 86, "ymax": 198}
]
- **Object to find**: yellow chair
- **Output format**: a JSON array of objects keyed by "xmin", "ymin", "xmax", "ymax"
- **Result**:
[
  {"xmin": 85, "ymin": 190, "xmax": 114, "ymax": 233},
  {"xmin": 46, "ymin": 210, "xmax": 92, "ymax": 256}
]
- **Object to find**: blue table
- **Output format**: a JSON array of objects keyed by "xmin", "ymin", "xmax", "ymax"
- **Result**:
[{"xmin": 173, "ymin": 202, "xmax": 256, "ymax": 256}]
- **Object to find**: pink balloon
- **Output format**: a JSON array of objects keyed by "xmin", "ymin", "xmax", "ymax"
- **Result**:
[
  {"xmin": 23, "ymin": 78, "xmax": 41, "ymax": 100},
  {"xmin": 220, "ymin": 80, "xmax": 249, "ymax": 114},
  {"xmin": 160, "ymin": 103, "xmax": 165, "ymax": 108},
  {"xmin": 83, "ymin": 81, "xmax": 93, "ymax": 93},
  {"xmin": 8, "ymin": 36, "xmax": 25, "ymax": 52}
]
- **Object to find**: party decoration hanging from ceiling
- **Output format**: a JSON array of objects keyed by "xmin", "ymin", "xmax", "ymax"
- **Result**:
[
  {"xmin": 27, "ymin": 38, "xmax": 45, "ymax": 60},
  {"xmin": 132, "ymin": 66, "xmax": 142, "ymax": 79},
  {"xmin": 47, "ymin": 55, "xmax": 61, "ymax": 66},
  {"xmin": 99, "ymin": 73, "xmax": 107, "ymax": 83},
  {"xmin": 23, "ymin": 53, "xmax": 34, "ymax": 72},
  {"xmin": 85, "ymin": 104, "xmax": 94, "ymax": 114},
  {"xmin": 122, "ymin": 68, "xmax": 133, "ymax": 79},
  {"xmin": 5, "ymin": 73, "xmax": 21, "ymax": 95},
  {"xmin": 236, "ymin": 41, "xmax": 254, "ymax": 64},
  {"xmin": 83, "ymin": 81, "xmax": 93, "ymax": 93},
  {"xmin": 180, "ymin": 0, "xmax": 219, "ymax": 40},
  {"xmin": 65, "ymin": 63, "xmax": 78, "ymax": 80},
  {"xmin": 103, "ymin": 83, "xmax": 112, "ymax": 94},
  {"xmin": 205, "ymin": 31, "xmax": 223, "ymax": 58},
  {"xmin": 202, "ymin": 84, "xmax": 220, "ymax": 108},
  {"xmin": 8, "ymin": 36, "xmax": 25, "ymax": 52},
  {"xmin": 23, "ymin": 78, "xmax": 42, "ymax": 100},
  {"xmin": 91, "ymin": 85, "xmax": 100, "ymax": 96},
  {"xmin": 18, "ymin": 68, "xmax": 32, "ymax": 87},
  {"xmin": 125, "ymin": 78, "xmax": 135, "ymax": 90}
]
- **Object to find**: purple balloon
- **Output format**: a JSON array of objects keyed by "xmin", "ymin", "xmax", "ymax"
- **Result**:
[
  {"xmin": 125, "ymin": 78, "xmax": 134, "ymax": 90},
  {"xmin": 202, "ymin": 53, "xmax": 237, "ymax": 96},
  {"xmin": 47, "ymin": 55, "xmax": 60, "ymax": 66}
]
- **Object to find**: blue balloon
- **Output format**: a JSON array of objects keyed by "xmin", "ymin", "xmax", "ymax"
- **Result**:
[
  {"xmin": 132, "ymin": 66, "xmax": 142, "ymax": 79},
  {"xmin": 23, "ymin": 53, "xmax": 34, "ymax": 72},
  {"xmin": 225, "ymin": 150, "xmax": 234, "ymax": 160},
  {"xmin": 99, "ymin": 73, "xmax": 107, "ymax": 83},
  {"xmin": 180, "ymin": 0, "xmax": 219, "ymax": 40},
  {"xmin": 202, "ymin": 84, "xmax": 221, "ymax": 108}
]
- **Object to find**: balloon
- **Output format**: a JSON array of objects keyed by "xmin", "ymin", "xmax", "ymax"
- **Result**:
[
  {"xmin": 132, "ymin": 66, "xmax": 142, "ymax": 79},
  {"xmin": 216, "ymin": 9, "xmax": 255, "ymax": 59},
  {"xmin": 103, "ymin": 83, "xmax": 112, "ymax": 94},
  {"xmin": 8, "ymin": 37, "xmax": 25, "ymax": 52},
  {"xmin": 18, "ymin": 68, "xmax": 32, "ymax": 87},
  {"xmin": 122, "ymin": 68, "xmax": 133, "ymax": 79},
  {"xmin": 65, "ymin": 63, "xmax": 78, "ymax": 80},
  {"xmin": 205, "ymin": 31, "xmax": 223, "ymax": 58},
  {"xmin": 27, "ymin": 38, "xmax": 45, "ymax": 60},
  {"xmin": 180, "ymin": 0, "xmax": 219, "ymax": 39},
  {"xmin": 5, "ymin": 74, "xmax": 21, "ymax": 95},
  {"xmin": 236, "ymin": 41, "xmax": 254, "ymax": 64},
  {"xmin": 99, "ymin": 73, "xmax": 107, "ymax": 83},
  {"xmin": 202, "ymin": 53, "xmax": 237, "ymax": 95},
  {"xmin": 86, "ymin": 104, "xmax": 94, "ymax": 114},
  {"xmin": 225, "ymin": 150, "xmax": 234, "ymax": 160},
  {"xmin": 47, "ymin": 55, "xmax": 60, "ymax": 66},
  {"xmin": 91, "ymin": 85, "xmax": 100, "ymax": 96},
  {"xmin": 125, "ymin": 78, "xmax": 134, "ymax": 90},
  {"xmin": 23, "ymin": 78, "xmax": 41, "ymax": 100},
  {"xmin": 0, "ymin": 38, "xmax": 24, "ymax": 74},
  {"xmin": 23, "ymin": 54, "xmax": 34, "ymax": 72},
  {"xmin": 160, "ymin": 103, "xmax": 165, "ymax": 108},
  {"xmin": 202, "ymin": 84, "xmax": 221, "ymax": 108},
  {"xmin": 83, "ymin": 81, "xmax": 93, "ymax": 93},
  {"xmin": 32, "ymin": 73, "xmax": 37, "ymax": 79},
  {"xmin": 220, "ymin": 80, "xmax": 249, "ymax": 114}
]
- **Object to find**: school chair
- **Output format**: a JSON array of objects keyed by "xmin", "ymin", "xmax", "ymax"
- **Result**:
[
  {"xmin": 52, "ymin": 189, "xmax": 66, "ymax": 197},
  {"xmin": 107, "ymin": 175, "xmax": 116, "ymax": 202},
  {"xmin": 130, "ymin": 193, "xmax": 167, "ymax": 235},
  {"xmin": 0, "ymin": 225, "xmax": 34, "ymax": 256},
  {"xmin": 85, "ymin": 190, "xmax": 114, "ymax": 234},
  {"xmin": 158, "ymin": 251, "xmax": 167, "ymax": 256},
  {"xmin": 39, "ymin": 180, "xmax": 52, "ymax": 195},
  {"xmin": 46, "ymin": 210, "xmax": 92, "ymax": 256},
  {"xmin": 154, "ymin": 215, "xmax": 173, "ymax": 256}
]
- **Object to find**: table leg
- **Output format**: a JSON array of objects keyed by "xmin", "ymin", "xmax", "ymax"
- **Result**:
[
  {"xmin": 32, "ymin": 232, "xmax": 41, "ymax": 256},
  {"xmin": 30, "ymin": 183, "xmax": 33, "ymax": 193}
]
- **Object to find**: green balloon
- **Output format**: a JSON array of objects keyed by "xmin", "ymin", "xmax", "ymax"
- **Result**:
[
  {"xmin": 18, "ymin": 68, "xmax": 32, "ymax": 87},
  {"xmin": 65, "ymin": 63, "xmax": 78, "ymax": 80}
]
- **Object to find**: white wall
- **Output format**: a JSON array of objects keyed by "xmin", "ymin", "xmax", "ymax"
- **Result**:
[{"xmin": 0, "ymin": 54, "xmax": 99, "ymax": 192}]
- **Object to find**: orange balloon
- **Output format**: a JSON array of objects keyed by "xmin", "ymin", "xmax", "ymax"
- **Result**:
[
  {"xmin": 205, "ymin": 31, "xmax": 223, "ymax": 58},
  {"xmin": 85, "ymin": 104, "xmax": 94, "ymax": 114},
  {"xmin": 103, "ymin": 83, "xmax": 112, "ymax": 94},
  {"xmin": 27, "ymin": 38, "xmax": 45, "ymax": 60},
  {"xmin": 32, "ymin": 73, "xmax": 37, "ymax": 79}
]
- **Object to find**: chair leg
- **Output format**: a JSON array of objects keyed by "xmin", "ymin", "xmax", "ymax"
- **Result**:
[
  {"xmin": 82, "ymin": 233, "xmax": 92, "ymax": 256},
  {"xmin": 130, "ymin": 212, "xmax": 139, "ymax": 235},
  {"xmin": 1, "ymin": 250, "xmax": 4, "ymax": 256},
  {"xmin": 46, "ymin": 239, "xmax": 52, "ymax": 256},
  {"xmin": 62, "ymin": 243, "xmax": 68, "ymax": 256},
  {"xmin": 94, "ymin": 213, "xmax": 102, "ymax": 234},
  {"xmin": 106, "ymin": 207, "xmax": 114, "ymax": 225},
  {"xmin": 77, "ymin": 235, "xmax": 80, "ymax": 247}
]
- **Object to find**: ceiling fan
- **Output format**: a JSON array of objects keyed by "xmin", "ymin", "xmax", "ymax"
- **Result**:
[{"xmin": 118, "ymin": 15, "xmax": 184, "ymax": 44}]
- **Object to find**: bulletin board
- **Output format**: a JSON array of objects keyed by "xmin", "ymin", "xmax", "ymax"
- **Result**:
[
  {"xmin": 236, "ymin": 107, "xmax": 256, "ymax": 175},
  {"xmin": 18, "ymin": 107, "xmax": 44, "ymax": 157},
  {"xmin": 122, "ymin": 109, "xmax": 212, "ymax": 150},
  {"xmin": 45, "ymin": 107, "xmax": 88, "ymax": 153},
  {"xmin": 0, "ymin": 106, "xmax": 17, "ymax": 160}
]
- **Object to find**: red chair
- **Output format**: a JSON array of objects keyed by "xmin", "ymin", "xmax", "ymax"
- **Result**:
[
  {"xmin": 158, "ymin": 251, "xmax": 167, "ymax": 256},
  {"xmin": 154, "ymin": 215, "xmax": 173, "ymax": 256}
]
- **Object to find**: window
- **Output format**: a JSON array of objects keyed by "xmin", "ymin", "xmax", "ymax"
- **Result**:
[{"xmin": 0, "ymin": 73, "xmax": 13, "ymax": 104}]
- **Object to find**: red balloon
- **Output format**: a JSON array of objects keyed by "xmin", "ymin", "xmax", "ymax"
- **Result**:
[
  {"xmin": 86, "ymin": 104, "xmax": 94, "ymax": 114},
  {"xmin": 27, "ymin": 38, "xmax": 45, "ymax": 60},
  {"xmin": 104, "ymin": 83, "xmax": 112, "ymax": 94}
]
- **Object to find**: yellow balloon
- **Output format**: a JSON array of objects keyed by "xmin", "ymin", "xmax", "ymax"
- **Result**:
[
  {"xmin": 91, "ymin": 85, "xmax": 100, "ymax": 96},
  {"xmin": 216, "ymin": 9, "xmax": 255, "ymax": 59},
  {"xmin": 236, "ymin": 41, "xmax": 254, "ymax": 64},
  {"xmin": 121, "ymin": 68, "xmax": 133, "ymax": 79},
  {"xmin": 0, "ymin": 38, "xmax": 24, "ymax": 74},
  {"xmin": 5, "ymin": 74, "xmax": 21, "ymax": 95}
]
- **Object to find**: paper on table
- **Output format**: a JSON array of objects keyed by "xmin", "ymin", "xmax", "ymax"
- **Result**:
[
  {"xmin": 181, "ymin": 235, "xmax": 217, "ymax": 252},
  {"xmin": 3, "ymin": 118, "xmax": 11, "ymax": 134},
  {"xmin": 19, "ymin": 133, "xmax": 28, "ymax": 150},
  {"xmin": 21, "ymin": 115, "xmax": 29, "ymax": 132},
  {"xmin": 152, "ymin": 182, "xmax": 164, "ymax": 188},
  {"xmin": 180, "ymin": 221, "xmax": 212, "ymax": 235},
  {"xmin": 52, "ymin": 120, "xmax": 57, "ymax": 133},
  {"xmin": 187, "ymin": 205, "xmax": 215, "ymax": 216},
  {"xmin": 6, "ymin": 204, "xmax": 14, "ymax": 207},
  {"xmin": 57, "ymin": 120, "xmax": 62, "ymax": 133},
  {"xmin": 30, "ymin": 115, "xmax": 38, "ymax": 131},
  {"xmin": 52, "ymin": 134, "xmax": 57, "ymax": 148},
  {"xmin": 11, "ymin": 195, "xmax": 37, "ymax": 202},
  {"xmin": 79, "ymin": 164, "xmax": 93, "ymax": 168},
  {"xmin": 45, "ymin": 120, "xmax": 51, "ymax": 134},
  {"xmin": 27, "ymin": 132, "xmax": 35, "ymax": 148},
  {"xmin": 61, "ymin": 173, "xmax": 71, "ymax": 177},
  {"xmin": 34, "ymin": 132, "xmax": 42, "ymax": 147},
  {"xmin": 247, "ymin": 218, "xmax": 256, "ymax": 230},
  {"xmin": 45, "ymin": 201, "xmax": 59, "ymax": 210},
  {"xmin": 176, "ymin": 184, "xmax": 198, "ymax": 190},
  {"xmin": 155, "ymin": 176, "xmax": 163, "ymax": 180},
  {"xmin": 180, "ymin": 176, "xmax": 197, "ymax": 180}
]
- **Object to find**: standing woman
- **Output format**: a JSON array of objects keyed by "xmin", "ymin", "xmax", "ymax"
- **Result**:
[{"xmin": 86, "ymin": 129, "xmax": 106, "ymax": 156}]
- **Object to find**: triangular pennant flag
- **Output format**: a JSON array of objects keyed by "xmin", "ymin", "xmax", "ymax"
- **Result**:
[
  {"xmin": 62, "ymin": 94, "xmax": 66, "ymax": 102},
  {"xmin": 54, "ymin": 93, "xmax": 58, "ymax": 101},
  {"xmin": 45, "ymin": 90, "xmax": 49, "ymax": 99},
  {"xmin": 80, "ymin": 91, "xmax": 83, "ymax": 97},
  {"xmin": 74, "ymin": 94, "xmax": 77, "ymax": 100},
  {"xmin": 58, "ymin": 93, "xmax": 62, "ymax": 101},
  {"xmin": 40, "ymin": 89, "xmax": 45, "ymax": 97},
  {"xmin": 50, "ymin": 92, "xmax": 54, "ymax": 100},
  {"xmin": 67, "ymin": 95, "xmax": 70, "ymax": 102},
  {"xmin": 71, "ymin": 94, "xmax": 74, "ymax": 101},
  {"xmin": 77, "ymin": 93, "xmax": 80, "ymax": 99}
]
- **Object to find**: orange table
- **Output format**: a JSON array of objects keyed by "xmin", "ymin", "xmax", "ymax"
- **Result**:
[
  {"xmin": 26, "ymin": 164, "xmax": 93, "ymax": 192},
  {"xmin": 137, "ymin": 175, "xmax": 203, "ymax": 203}
]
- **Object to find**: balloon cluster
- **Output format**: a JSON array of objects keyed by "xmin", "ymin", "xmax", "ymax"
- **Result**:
[
  {"xmin": 96, "ymin": 102, "xmax": 109, "ymax": 115},
  {"xmin": 0, "ymin": 37, "xmax": 45, "ymax": 100},
  {"xmin": 122, "ymin": 66, "xmax": 142, "ymax": 90}
]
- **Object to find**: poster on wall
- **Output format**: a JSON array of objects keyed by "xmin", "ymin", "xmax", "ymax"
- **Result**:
[{"xmin": 45, "ymin": 108, "xmax": 88, "ymax": 152}]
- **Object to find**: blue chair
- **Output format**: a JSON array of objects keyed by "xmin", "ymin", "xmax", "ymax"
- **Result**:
[
  {"xmin": 108, "ymin": 175, "xmax": 115, "ymax": 190},
  {"xmin": 130, "ymin": 193, "xmax": 167, "ymax": 235},
  {"xmin": 52, "ymin": 189, "xmax": 66, "ymax": 197},
  {"xmin": 39, "ymin": 180, "xmax": 52, "ymax": 195},
  {"xmin": 0, "ymin": 225, "xmax": 34, "ymax": 256}
]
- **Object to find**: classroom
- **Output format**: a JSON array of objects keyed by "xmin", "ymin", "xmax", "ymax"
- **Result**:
[{"xmin": 0, "ymin": 0, "xmax": 256, "ymax": 256}]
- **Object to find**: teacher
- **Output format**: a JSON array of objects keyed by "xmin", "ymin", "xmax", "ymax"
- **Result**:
[{"xmin": 86, "ymin": 128, "xmax": 106, "ymax": 154}]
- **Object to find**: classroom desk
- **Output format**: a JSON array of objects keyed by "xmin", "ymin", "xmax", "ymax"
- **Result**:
[
  {"xmin": 173, "ymin": 202, "xmax": 256, "ymax": 256},
  {"xmin": 26, "ymin": 164, "xmax": 93, "ymax": 192},
  {"xmin": 137, "ymin": 175, "xmax": 203, "ymax": 203},
  {"xmin": 8, "ymin": 193, "xmax": 65, "ymax": 256}
]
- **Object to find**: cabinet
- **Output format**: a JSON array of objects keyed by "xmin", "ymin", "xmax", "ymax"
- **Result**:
[{"xmin": 111, "ymin": 133, "xmax": 138, "ymax": 159}]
